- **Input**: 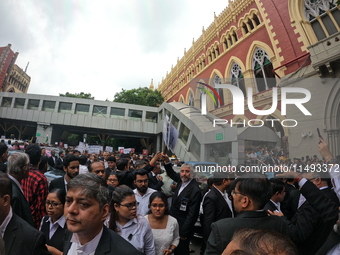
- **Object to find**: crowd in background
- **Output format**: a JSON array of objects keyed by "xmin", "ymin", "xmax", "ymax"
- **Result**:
[{"xmin": 0, "ymin": 138, "xmax": 340, "ymax": 255}]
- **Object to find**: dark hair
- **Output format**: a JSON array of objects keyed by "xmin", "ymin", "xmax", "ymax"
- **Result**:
[
  {"xmin": 269, "ymin": 178, "xmax": 285, "ymax": 196},
  {"xmin": 109, "ymin": 185, "xmax": 135, "ymax": 232},
  {"xmin": 133, "ymin": 168, "xmax": 148, "ymax": 180},
  {"xmin": 234, "ymin": 173, "xmax": 271, "ymax": 210},
  {"xmin": 230, "ymin": 251, "xmax": 251, "ymax": 255},
  {"xmin": 108, "ymin": 171, "xmax": 118, "ymax": 177},
  {"xmin": 147, "ymin": 192, "xmax": 169, "ymax": 215},
  {"xmin": 39, "ymin": 156, "xmax": 48, "ymax": 171},
  {"xmin": 63, "ymin": 154, "xmax": 79, "ymax": 168},
  {"xmin": 116, "ymin": 158, "xmax": 128, "ymax": 170},
  {"xmin": 67, "ymin": 173, "xmax": 109, "ymax": 208},
  {"xmin": 212, "ymin": 172, "xmax": 234, "ymax": 185},
  {"xmin": 49, "ymin": 188, "xmax": 66, "ymax": 205},
  {"xmin": 79, "ymin": 155, "xmax": 88, "ymax": 165},
  {"xmin": 107, "ymin": 156, "xmax": 116, "ymax": 163},
  {"xmin": 0, "ymin": 142, "xmax": 8, "ymax": 157},
  {"xmin": 0, "ymin": 172, "xmax": 12, "ymax": 198},
  {"xmin": 230, "ymin": 228, "xmax": 298, "ymax": 255},
  {"xmin": 207, "ymin": 177, "xmax": 214, "ymax": 188},
  {"xmin": 25, "ymin": 144, "xmax": 41, "ymax": 165},
  {"xmin": 59, "ymin": 151, "xmax": 64, "ymax": 156}
]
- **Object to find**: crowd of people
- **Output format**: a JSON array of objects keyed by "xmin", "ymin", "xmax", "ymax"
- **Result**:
[
  {"xmin": 0, "ymin": 138, "xmax": 339, "ymax": 255},
  {"xmin": 244, "ymin": 145, "xmax": 329, "ymax": 169}
]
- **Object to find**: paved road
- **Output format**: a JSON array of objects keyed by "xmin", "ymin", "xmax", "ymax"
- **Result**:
[{"xmin": 190, "ymin": 236, "xmax": 204, "ymax": 255}]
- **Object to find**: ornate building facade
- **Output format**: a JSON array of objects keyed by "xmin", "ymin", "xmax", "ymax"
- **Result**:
[
  {"xmin": 0, "ymin": 44, "xmax": 30, "ymax": 93},
  {"xmin": 158, "ymin": 0, "xmax": 340, "ymax": 158}
]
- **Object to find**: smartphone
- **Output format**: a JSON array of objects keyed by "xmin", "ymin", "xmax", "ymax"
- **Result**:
[{"xmin": 317, "ymin": 128, "xmax": 323, "ymax": 140}]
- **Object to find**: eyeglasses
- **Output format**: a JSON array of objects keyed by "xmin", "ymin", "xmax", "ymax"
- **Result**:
[
  {"xmin": 150, "ymin": 203, "xmax": 165, "ymax": 208},
  {"xmin": 45, "ymin": 200, "xmax": 62, "ymax": 208},
  {"xmin": 136, "ymin": 179, "xmax": 148, "ymax": 184},
  {"xmin": 119, "ymin": 202, "xmax": 139, "ymax": 210},
  {"xmin": 231, "ymin": 190, "xmax": 246, "ymax": 196},
  {"xmin": 108, "ymin": 178, "xmax": 118, "ymax": 182}
]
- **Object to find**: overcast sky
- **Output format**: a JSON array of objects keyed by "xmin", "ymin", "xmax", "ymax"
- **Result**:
[{"xmin": 0, "ymin": 0, "xmax": 229, "ymax": 101}]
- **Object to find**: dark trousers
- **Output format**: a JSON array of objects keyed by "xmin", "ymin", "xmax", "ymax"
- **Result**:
[{"xmin": 174, "ymin": 238, "xmax": 190, "ymax": 255}]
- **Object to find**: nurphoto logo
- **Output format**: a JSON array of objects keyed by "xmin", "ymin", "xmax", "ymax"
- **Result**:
[{"xmin": 197, "ymin": 82, "xmax": 312, "ymax": 128}]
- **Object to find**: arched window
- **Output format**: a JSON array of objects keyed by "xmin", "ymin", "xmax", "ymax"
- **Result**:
[
  {"xmin": 264, "ymin": 115, "xmax": 285, "ymax": 139},
  {"xmin": 304, "ymin": 0, "xmax": 339, "ymax": 40},
  {"xmin": 252, "ymin": 48, "xmax": 276, "ymax": 92},
  {"xmin": 188, "ymin": 91, "xmax": 194, "ymax": 106},
  {"xmin": 213, "ymin": 75, "xmax": 224, "ymax": 108},
  {"xmin": 230, "ymin": 62, "xmax": 247, "ymax": 96},
  {"xmin": 253, "ymin": 14, "xmax": 260, "ymax": 26}
]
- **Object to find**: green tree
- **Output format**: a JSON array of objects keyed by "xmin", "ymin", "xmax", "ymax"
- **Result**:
[
  {"xmin": 113, "ymin": 87, "xmax": 164, "ymax": 107},
  {"xmin": 67, "ymin": 133, "xmax": 80, "ymax": 146},
  {"xmin": 59, "ymin": 92, "xmax": 94, "ymax": 99}
]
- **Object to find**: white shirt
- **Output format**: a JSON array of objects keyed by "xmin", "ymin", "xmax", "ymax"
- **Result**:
[
  {"xmin": 0, "ymin": 207, "xmax": 13, "ymax": 237},
  {"xmin": 160, "ymin": 173, "xmax": 174, "ymax": 197},
  {"xmin": 145, "ymin": 215, "xmax": 180, "ymax": 255},
  {"xmin": 79, "ymin": 165, "xmax": 89, "ymax": 175},
  {"xmin": 134, "ymin": 188, "xmax": 156, "ymax": 216},
  {"xmin": 40, "ymin": 215, "xmax": 66, "ymax": 239},
  {"xmin": 67, "ymin": 227, "xmax": 103, "ymax": 255},
  {"xmin": 214, "ymin": 186, "xmax": 234, "ymax": 218},
  {"xmin": 200, "ymin": 189, "xmax": 211, "ymax": 215},
  {"xmin": 116, "ymin": 215, "xmax": 155, "ymax": 255},
  {"xmin": 178, "ymin": 179, "xmax": 192, "ymax": 195},
  {"xmin": 328, "ymin": 164, "xmax": 340, "ymax": 200},
  {"xmin": 327, "ymin": 243, "xmax": 340, "ymax": 255},
  {"xmin": 270, "ymin": 199, "xmax": 281, "ymax": 212}
]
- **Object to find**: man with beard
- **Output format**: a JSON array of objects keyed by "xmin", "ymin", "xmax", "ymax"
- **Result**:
[
  {"xmin": 49, "ymin": 154, "xmax": 79, "ymax": 193},
  {"xmin": 133, "ymin": 169, "xmax": 156, "ymax": 216},
  {"xmin": 161, "ymin": 153, "xmax": 202, "ymax": 255}
]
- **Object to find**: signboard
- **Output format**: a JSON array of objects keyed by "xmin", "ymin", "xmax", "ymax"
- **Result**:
[
  {"xmin": 106, "ymin": 146, "xmax": 113, "ymax": 152},
  {"xmin": 142, "ymin": 149, "xmax": 148, "ymax": 156},
  {"xmin": 76, "ymin": 142, "xmax": 87, "ymax": 153},
  {"xmin": 168, "ymin": 124, "xmax": 179, "ymax": 152},
  {"xmin": 216, "ymin": 133, "xmax": 223, "ymax": 141},
  {"xmin": 88, "ymin": 145, "xmax": 103, "ymax": 154},
  {"xmin": 163, "ymin": 115, "xmax": 178, "ymax": 153},
  {"xmin": 124, "ymin": 148, "xmax": 131, "ymax": 154}
]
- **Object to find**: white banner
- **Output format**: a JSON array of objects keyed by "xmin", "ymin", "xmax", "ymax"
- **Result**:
[
  {"xmin": 87, "ymin": 145, "xmax": 103, "ymax": 154},
  {"xmin": 106, "ymin": 146, "xmax": 113, "ymax": 152}
]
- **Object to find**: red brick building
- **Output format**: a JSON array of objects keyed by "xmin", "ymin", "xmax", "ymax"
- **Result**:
[
  {"xmin": 158, "ymin": 0, "xmax": 340, "ymax": 158},
  {"xmin": 0, "ymin": 44, "xmax": 30, "ymax": 93}
]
